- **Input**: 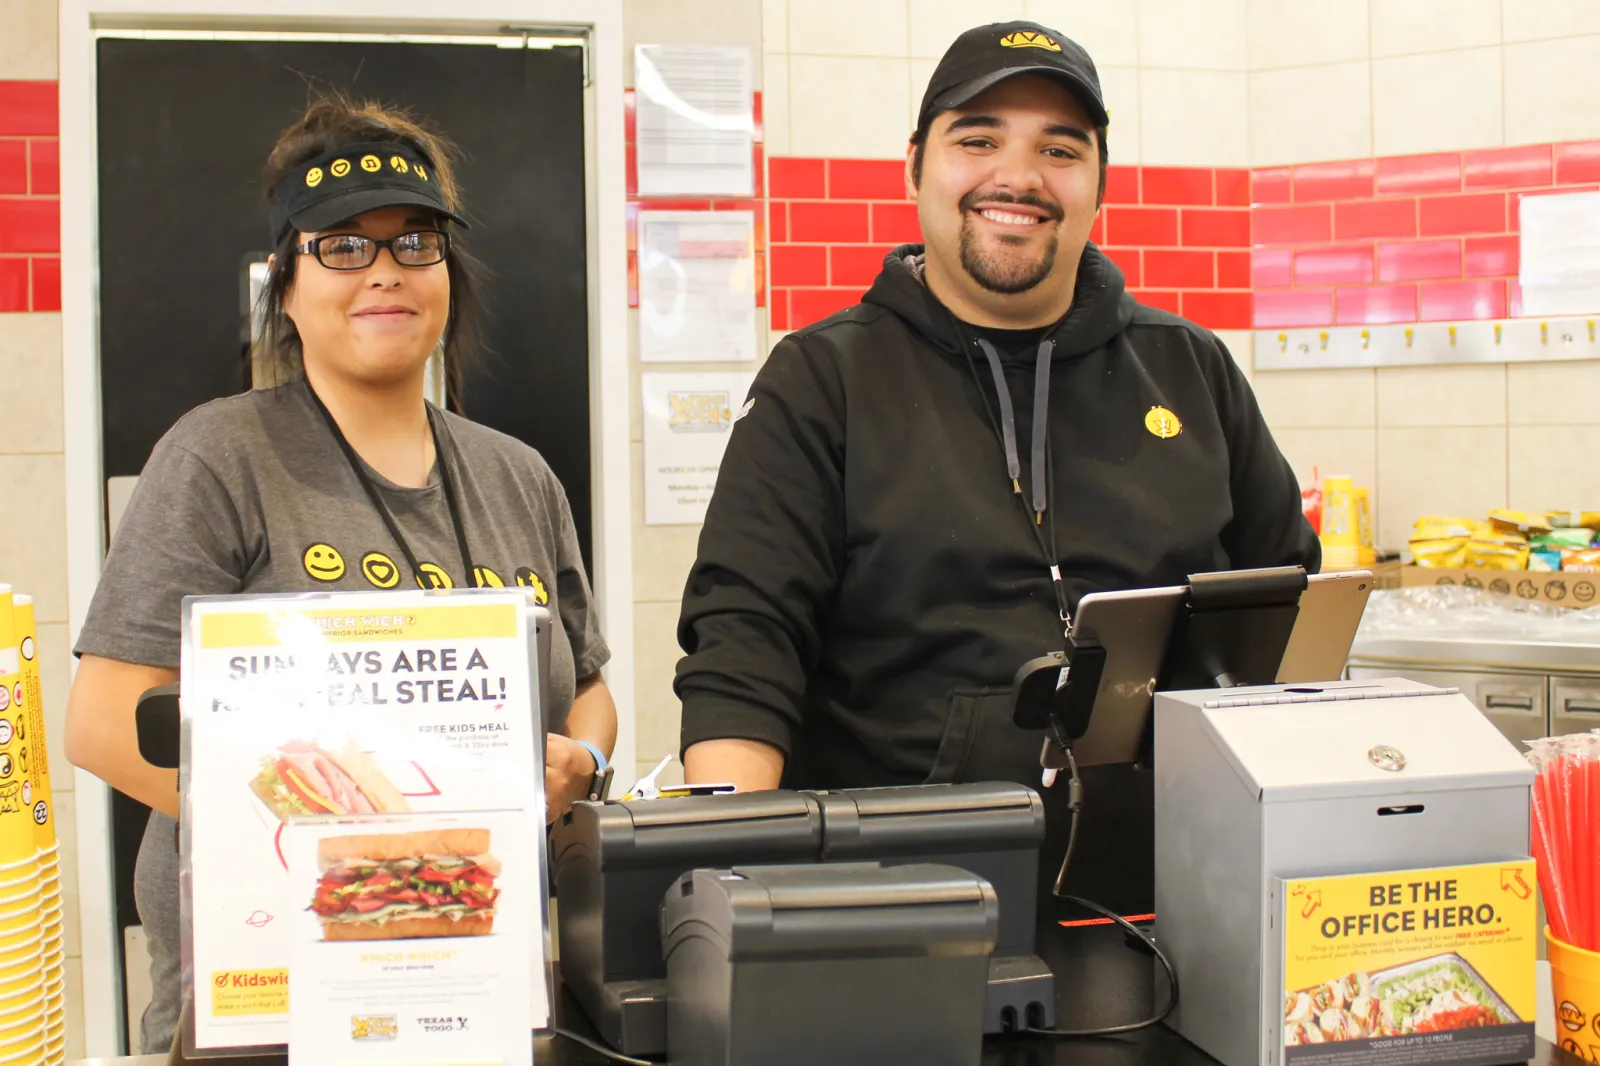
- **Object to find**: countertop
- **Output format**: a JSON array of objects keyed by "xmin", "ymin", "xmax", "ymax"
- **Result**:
[{"xmin": 72, "ymin": 907, "xmax": 1582, "ymax": 1066}]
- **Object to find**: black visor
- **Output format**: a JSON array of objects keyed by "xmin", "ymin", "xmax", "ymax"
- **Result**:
[{"xmin": 269, "ymin": 141, "xmax": 469, "ymax": 241}]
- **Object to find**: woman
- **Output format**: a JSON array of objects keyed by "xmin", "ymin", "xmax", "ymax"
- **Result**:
[{"xmin": 64, "ymin": 96, "xmax": 616, "ymax": 1054}]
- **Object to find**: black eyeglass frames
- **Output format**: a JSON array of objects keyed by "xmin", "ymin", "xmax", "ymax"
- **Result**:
[{"xmin": 295, "ymin": 230, "xmax": 450, "ymax": 271}]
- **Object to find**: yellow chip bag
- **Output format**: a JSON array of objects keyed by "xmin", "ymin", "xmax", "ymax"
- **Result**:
[
  {"xmin": 1564, "ymin": 548, "xmax": 1600, "ymax": 573},
  {"xmin": 1466, "ymin": 538, "xmax": 1531, "ymax": 570},
  {"xmin": 1411, "ymin": 537, "xmax": 1469, "ymax": 568},
  {"xmin": 1489, "ymin": 509, "xmax": 1553, "ymax": 534},
  {"xmin": 1549, "ymin": 511, "xmax": 1600, "ymax": 530},
  {"xmin": 1412, "ymin": 516, "xmax": 1481, "ymax": 541}
]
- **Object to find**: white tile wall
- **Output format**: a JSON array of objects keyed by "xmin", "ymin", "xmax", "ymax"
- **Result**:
[
  {"xmin": 763, "ymin": 0, "xmax": 789, "ymax": 53},
  {"xmin": 1503, "ymin": 36, "xmax": 1600, "ymax": 147},
  {"xmin": 762, "ymin": 51, "xmax": 792, "ymax": 155},
  {"xmin": 0, "ymin": 0, "xmax": 56, "ymax": 79},
  {"xmin": 1025, "ymin": 0, "xmax": 1140, "ymax": 68},
  {"xmin": 789, "ymin": 55, "xmax": 913, "ymax": 157},
  {"xmin": 0, "ymin": 314, "xmax": 63, "ymax": 454},
  {"xmin": 1507, "ymin": 360, "xmax": 1600, "ymax": 426},
  {"xmin": 1377, "ymin": 427, "xmax": 1508, "ymax": 549},
  {"xmin": 1269, "ymin": 427, "xmax": 1378, "ymax": 499},
  {"xmin": 1502, "ymin": 0, "xmax": 1600, "ymax": 44},
  {"xmin": 1510, "ymin": 426, "xmax": 1600, "ymax": 509},
  {"xmin": 1370, "ymin": 0, "xmax": 1502, "ymax": 58},
  {"xmin": 788, "ymin": 0, "xmax": 909, "ymax": 57},
  {"xmin": 1138, "ymin": 0, "xmax": 1248, "ymax": 70},
  {"xmin": 1248, "ymin": 61, "xmax": 1372, "ymax": 165},
  {"xmin": 1140, "ymin": 69, "xmax": 1249, "ymax": 166},
  {"xmin": 1098, "ymin": 65, "xmax": 1142, "ymax": 164},
  {"xmin": 1373, "ymin": 47, "xmax": 1504, "ymax": 156},
  {"xmin": 0, "ymin": 454, "xmax": 67, "ymax": 624},
  {"xmin": 1376, "ymin": 364, "xmax": 1508, "ymax": 427},
  {"xmin": 910, "ymin": 0, "xmax": 1028, "ymax": 58},
  {"xmin": 1246, "ymin": 0, "xmax": 1370, "ymax": 69},
  {"xmin": 1253, "ymin": 368, "xmax": 1376, "ymax": 429}
]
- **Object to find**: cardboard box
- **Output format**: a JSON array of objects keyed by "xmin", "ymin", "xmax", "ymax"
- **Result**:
[
  {"xmin": 1400, "ymin": 564, "xmax": 1600, "ymax": 607},
  {"xmin": 1326, "ymin": 558, "xmax": 1403, "ymax": 589}
]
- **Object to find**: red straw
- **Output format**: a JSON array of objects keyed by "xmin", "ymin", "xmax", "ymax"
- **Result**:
[{"xmin": 1529, "ymin": 758, "xmax": 1568, "ymax": 941}]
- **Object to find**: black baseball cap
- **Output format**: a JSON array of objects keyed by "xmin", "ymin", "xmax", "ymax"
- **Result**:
[
  {"xmin": 916, "ymin": 21, "xmax": 1108, "ymax": 134},
  {"xmin": 269, "ymin": 140, "xmax": 469, "ymax": 242}
]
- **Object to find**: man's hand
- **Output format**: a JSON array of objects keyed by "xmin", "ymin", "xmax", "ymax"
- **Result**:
[
  {"xmin": 683, "ymin": 738, "xmax": 785, "ymax": 792},
  {"xmin": 545, "ymin": 733, "xmax": 600, "ymax": 823}
]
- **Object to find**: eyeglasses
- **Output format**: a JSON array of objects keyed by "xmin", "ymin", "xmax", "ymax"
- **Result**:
[{"xmin": 295, "ymin": 230, "xmax": 450, "ymax": 271}]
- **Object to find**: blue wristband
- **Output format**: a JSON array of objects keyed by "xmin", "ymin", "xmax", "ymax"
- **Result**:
[{"xmin": 574, "ymin": 739, "xmax": 609, "ymax": 774}]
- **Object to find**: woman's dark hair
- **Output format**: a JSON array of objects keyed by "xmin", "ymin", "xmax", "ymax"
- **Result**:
[{"xmin": 252, "ymin": 94, "xmax": 485, "ymax": 408}]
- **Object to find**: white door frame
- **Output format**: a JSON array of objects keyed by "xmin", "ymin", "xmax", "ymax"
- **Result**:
[{"xmin": 57, "ymin": 0, "xmax": 633, "ymax": 1053}]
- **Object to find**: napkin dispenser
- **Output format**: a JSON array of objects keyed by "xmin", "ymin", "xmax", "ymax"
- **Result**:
[
  {"xmin": 1154, "ymin": 678, "xmax": 1535, "ymax": 1066},
  {"xmin": 662, "ymin": 862, "xmax": 996, "ymax": 1066}
]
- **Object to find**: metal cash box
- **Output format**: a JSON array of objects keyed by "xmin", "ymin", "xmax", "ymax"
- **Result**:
[{"xmin": 1153, "ymin": 677, "xmax": 1534, "ymax": 1066}]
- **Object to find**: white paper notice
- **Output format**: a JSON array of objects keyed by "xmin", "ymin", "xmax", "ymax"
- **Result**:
[
  {"xmin": 1520, "ymin": 190, "xmax": 1600, "ymax": 316},
  {"xmin": 286, "ymin": 811, "xmax": 534, "ymax": 1066},
  {"xmin": 642, "ymin": 372, "xmax": 755, "ymax": 525},
  {"xmin": 638, "ymin": 210, "xmax": 758, "ymax": 363},
  {"xmin": 181, "ymin": 591, "xmax": 550, "ymax": 1050},
  {"xmin": 634, "ymin": 44, "xmax": 753, "ymax": 196}
]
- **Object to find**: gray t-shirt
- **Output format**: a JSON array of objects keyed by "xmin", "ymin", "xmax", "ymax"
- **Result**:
[{"xmin": 77, "ymin": 377, "xmax": 609, "ymax": 1052}]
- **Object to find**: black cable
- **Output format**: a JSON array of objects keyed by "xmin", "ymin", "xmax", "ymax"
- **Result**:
[
  {"xmin": 1024, "ymin": 746, "xmax": 1180, "ymax": 1040},
  {"xmin": 553, "ymin": 1026, "xmax": 660, "ymax": 1065}
]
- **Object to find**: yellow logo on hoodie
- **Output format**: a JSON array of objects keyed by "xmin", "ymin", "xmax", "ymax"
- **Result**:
[{"xmin": 1145, "ymin": 406, "xmax": 1182, "ymax": 439}]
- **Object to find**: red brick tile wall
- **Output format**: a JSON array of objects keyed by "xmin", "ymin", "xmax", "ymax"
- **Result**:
[
  {"xmin": 767, "ymin": 159, "xmax": 1254, "ymax": 332},
  {"xmin": 0, "ymin": 81, "xmax": 60, "ymax": 312},
  {"xmin": 1250, "ymin": 142, "xmax": 1600, "ymax": 329}
]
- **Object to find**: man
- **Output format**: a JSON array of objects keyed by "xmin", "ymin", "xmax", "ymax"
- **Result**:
[{"xmin": 676, "ymin": 21, "xmax": 1318, "ymax": 794}]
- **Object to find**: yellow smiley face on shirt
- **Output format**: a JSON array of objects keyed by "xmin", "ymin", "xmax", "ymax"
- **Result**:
[{"xmin": 303, "ymin": 543, "xmax": 347, "ymax": 581}]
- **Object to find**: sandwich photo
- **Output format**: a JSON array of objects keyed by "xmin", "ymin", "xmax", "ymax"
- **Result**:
[
  {"xmin": 250, "ymin": 740, "xmax": 409, "ymax": 821},
  {"xmin": 309, "ymin": 827, "xmax": 500, "ymax": 941}
]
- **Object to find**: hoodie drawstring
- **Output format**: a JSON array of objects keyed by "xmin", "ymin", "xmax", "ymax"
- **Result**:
[{"xmin": 974, "ymin": 338, "xmax": 1054, "ymax": 524}]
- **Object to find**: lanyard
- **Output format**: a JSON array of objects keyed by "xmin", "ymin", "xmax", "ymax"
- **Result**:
[{"xmin": 305, "ymin": 382, "xmax": 477, "ymax": 589}]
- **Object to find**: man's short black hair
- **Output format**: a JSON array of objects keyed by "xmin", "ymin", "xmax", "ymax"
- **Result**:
[{"xmin": 910, "ymin": 118, "xmax": 1110, "ymax": 208}]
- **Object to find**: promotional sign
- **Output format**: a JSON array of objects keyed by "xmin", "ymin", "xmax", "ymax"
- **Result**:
[
  {"xmin": 1279, "ymin": 860, "xmax": 1536, "ymax": 1066},
  {"xmin": 641, "ymin": 371, "xmax": 756, "ymax": 525},
  {"xmin": 181, "ymin": 591, "xmax": 550, "ymax": 1050},
  {"xmin": 285, "ymin": 811, "xmax": 534, "ymax": 1066}
]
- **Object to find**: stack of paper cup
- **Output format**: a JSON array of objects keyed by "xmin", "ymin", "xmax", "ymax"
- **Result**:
[
  {"xmin": 11, "ymin": 595, "xmax": 62, "ymax": 1061},
  {"xmin": 0, "ymin": 586, "xmax": 49, "ymax": 1064}
]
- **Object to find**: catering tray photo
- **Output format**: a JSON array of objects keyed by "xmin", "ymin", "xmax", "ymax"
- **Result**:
[{"xmin": 1284, "ymin": 951, "xmax": 1517, "ymax": 1045}]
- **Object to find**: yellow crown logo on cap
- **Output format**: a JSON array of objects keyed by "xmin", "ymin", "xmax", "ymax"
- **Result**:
[{"xmin": 1000, "ymin": 30, "xmax": 1062, "ymax": 51}]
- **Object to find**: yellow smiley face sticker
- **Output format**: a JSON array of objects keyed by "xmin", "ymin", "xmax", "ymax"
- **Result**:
[
  {"xmin": 390, "ymin": 155, "xmax": 409, "ymax": 174},
  {"xmin": 1145, "ymin": 406, "xmax": 1182, "ymax": 439},
  {"xmin": 473, "ymin": 566, "xmax": 505, "ymax": 588},
  {"xmin": 515, "ymin": 567, "xmax": 549, "ymax": 605},
  {"xmin": 360, "ymin": 551, "xmax": 401, "ymax": 589},
  {"xmin": 330, "ymin": 158, "xmax": 352, "ymax": 178},
  {"xmin": 303, "ymin": 543, "xmax": 346, "ymax": 582},
  {"xmin": 305, "ymin": 166, "xmax": 324, "ymax": 188},
  {"xmin": 360, "ymin": 154, "xmax": 381, "ymax": 173},
  {"xmin": 416, "ymin": 563, "xmax": 454, "ymax": 590}
]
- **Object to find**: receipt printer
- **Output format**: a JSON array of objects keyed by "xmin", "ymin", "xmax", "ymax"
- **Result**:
[
  {"xmin": 811, "ymin": 783, "xmax": 1054, "ymax": 1031},
  {"xmin": 1154, "ymin": 678, "xmax": 1534, "ymax": 1066},
  {"xmin": 663, "ymin": 862, "xmax": 996, "ymax": 1066},
  {"xmin": 552, "ymin": 791, "xmax": 826, "ymax": 1054}
]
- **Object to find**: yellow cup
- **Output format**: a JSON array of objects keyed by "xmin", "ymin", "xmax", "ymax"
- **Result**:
[
  {"xmin": 0, "ymin": 931, "xmax": 43, "ymax": 959},
  {"xmin": 1549, "ymin": 926, "xmax": 1600, "ymax": 1058},
  {"xmin": 0, "ymin": 1037, "xmax": 45, "ymax": 1064},
  {"xmin": 0, "ymin": 903, "xmax": 42, "ymax": 939},
  {"xmin": 0, "ymin": 1012, "xmax": 44, "ymax": 1049},
  {"xmin": 0, "ymin": 869, "xmax": 38, "ymax": 895}
]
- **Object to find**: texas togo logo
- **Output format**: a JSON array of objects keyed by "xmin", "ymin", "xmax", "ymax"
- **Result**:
[
  {"xmin": 1000, "ymin": 30, "xmax": 1062, "ymax": 51},
  {"xmin": 1144, "ymin": 406, "xmax": 1182, "ymax": 439},
  {"xmin": 515, "ymin": 567, "xmax": 549, "ymax": 605}
]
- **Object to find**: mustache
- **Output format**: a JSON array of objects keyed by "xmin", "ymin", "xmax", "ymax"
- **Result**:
[{"xmin": 958, "ymin": 189, "xmax": 1064, "ymax": 223}]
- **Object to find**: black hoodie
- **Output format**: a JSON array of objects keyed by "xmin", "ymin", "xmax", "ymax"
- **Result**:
[{"xmin": 675, "ymin": 243, "xmax": 1319, "ymax": 790}]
